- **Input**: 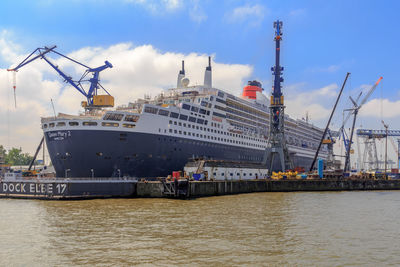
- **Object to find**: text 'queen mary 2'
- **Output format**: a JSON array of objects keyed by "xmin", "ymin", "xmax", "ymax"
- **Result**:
[{"xmin": 42, "ymin": 50, "xmax": 330, "ymax": 179}]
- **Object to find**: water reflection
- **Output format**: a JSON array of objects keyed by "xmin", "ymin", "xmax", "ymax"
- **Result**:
[{"xmin": 0, "ymin": 191, "xmax": 399, "ymax": 266}]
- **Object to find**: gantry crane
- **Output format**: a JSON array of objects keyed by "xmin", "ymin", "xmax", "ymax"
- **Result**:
[
  {"xmin": 356, "ymin": 128, "xmax": 400, "ymax": 171},
  {"xmin": 7, "ymin": 45, "xmax": 114, "ymax": 109}
]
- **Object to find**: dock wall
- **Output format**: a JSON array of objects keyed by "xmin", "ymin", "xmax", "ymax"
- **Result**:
[
  {"xmin": 1, "ymin": 178, "xmax": 400, "ymax": 200},
  {"xmin": 135, "ymin": 179, "xmax": 400, "ymax": 198}
]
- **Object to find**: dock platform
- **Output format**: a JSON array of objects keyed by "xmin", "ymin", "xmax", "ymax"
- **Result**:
[{"xmin": 1, "ymin": 177, "xmax": 400, "ymax": 200}]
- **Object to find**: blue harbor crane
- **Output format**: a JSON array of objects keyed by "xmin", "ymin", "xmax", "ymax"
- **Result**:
[
  {"xmin": 264, "ymin": 20, "xmax": 293, "ymax": 173},
  {"xmin": 7, "ymin": 45, "xmax": 114, "ymax": 109}
]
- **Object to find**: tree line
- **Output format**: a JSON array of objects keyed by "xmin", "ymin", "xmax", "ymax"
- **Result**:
[{"xmin": 0, "ymin": 145, "xmax": 34, "ymax": 166}]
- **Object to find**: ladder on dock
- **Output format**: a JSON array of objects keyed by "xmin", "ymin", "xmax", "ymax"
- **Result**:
[
  {"xmin": 195, "ymin": 160, "xmax": 205, "ymax": 174},
  {"xmin": 161, "ymin": 179, "xmax": 190, "ymax": 198}
]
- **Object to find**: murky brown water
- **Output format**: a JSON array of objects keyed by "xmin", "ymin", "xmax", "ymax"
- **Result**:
[{"xmin": 0, "ymin": 191, "xmax": 399, "ymax": 266}]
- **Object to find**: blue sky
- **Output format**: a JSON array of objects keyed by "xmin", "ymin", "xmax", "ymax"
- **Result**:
[
  {"xmin": 1, "ymin": 0, "xmax": 399, "ymax": 97},
  {"xmin": 0, "ymin": 0, "xmax": 399, "ymax": 157}
]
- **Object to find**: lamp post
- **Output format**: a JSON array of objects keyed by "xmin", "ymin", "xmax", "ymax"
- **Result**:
[
  {"xmin": 382, "ymin": 120, "xmax": 388, "ymax": 175},
  {"xmin": 91, "ymin": 169, "xmax": 94, "ymax": 178}
]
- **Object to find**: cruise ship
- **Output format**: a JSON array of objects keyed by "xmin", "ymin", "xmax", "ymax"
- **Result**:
[{"xmin": 41, "ymin": 58, "xmax": 329, "ymax": 178}]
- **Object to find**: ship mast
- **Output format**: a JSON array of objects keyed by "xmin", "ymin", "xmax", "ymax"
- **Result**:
[{"xmin": 264, "ymin": 20, "xmax": 293, "ymax": 173}]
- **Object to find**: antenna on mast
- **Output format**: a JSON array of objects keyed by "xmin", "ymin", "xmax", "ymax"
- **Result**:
[
  {"xmin": 50, "ymin": 98, "xmax": 57, "ymax": 119},
  {"xmin": 204, "ymin": 56, "xmax": 212, "ymax": 88}
]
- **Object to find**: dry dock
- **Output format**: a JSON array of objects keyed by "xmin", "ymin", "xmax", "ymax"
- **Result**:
[{"xmin": 2, "ymin": 178, "xmax": 398, "ymax": 200}]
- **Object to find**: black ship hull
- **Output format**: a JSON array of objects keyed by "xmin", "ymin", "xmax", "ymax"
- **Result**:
[{"xmin": 45, "ymin": 130, "xmax": 315, "ymax": 178}]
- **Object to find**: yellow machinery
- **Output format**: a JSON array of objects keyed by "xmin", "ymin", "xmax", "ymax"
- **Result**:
[{"xmin": 93, "ymin": 95, "xmax": 114, "ymax": 107}]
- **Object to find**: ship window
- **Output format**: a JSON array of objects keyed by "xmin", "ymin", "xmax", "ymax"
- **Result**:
[
  {"xmin": 170, "ymin": 112, "xmax": 179, "ymax": 118},
  {"xmin": 204, "ymin": 120, "xmax": 208, "ymax": 125},
  {"xmin": 207, "ymin": 111, "xmax": 210, "ymax": 115},
  {"xmin": 197, "ymin": 119, "xmax": 204, "ymax": 124},
  {"xmin": 83, "ymin": 121, "xmax": 97, "ymax": 126},
  {"xmin": 237, "ymin": 173, "xmax": 240, "ymax": 176},
  {"xmin": 216, "ymin": 98, "xmax": 226, "ymax": 104},
  {"xmin": 178, "ymin": 122, "xmax": 182, "ymax": 126},
  {"xmin": 189, "ymin": 117, "xmax": 196, "ymax": 123},
  {"xmin": 49, "ymin": 123, "xmax": 55, "ymax": 128},
  {"xmin": 213, "ymin": 112, "xmax": 226, "ymax": 118},
  {"xmin": 191, "ymin": 106, "xmax": 199, "ymax": 112},
  {"xmin": 199, "ymin": 109, "xmax": 206, "ymax": 114},
  {"xmin": 43, "ymin": 124, "xmax": 48, "ymax": 129},
  {"xmin": 174, "ymin": 121, "xmax": 177, "ymax": 125},
  {"xmin": 174, "ymin": 130, "xmax": 177, "ymax": 133},
  {"xmin": 182, "ymin": 103, "xmax": 191, "ymax": 110},
  {"xmin": 69, "ymin": 121, "xmax": 79, "ymax": 126},
  {"xmin": 144, "ymin": 106, "xmax": 158, "ymax": 114},
  {"xmin": 169, "ymin": 129, "xmax": 172, "ymax": 133},
  {"xmin": 243, "ymin": 173, "xmax": 246, "ymax": 176},
  {"xmin": 56, "ymin": 122, "xmax": 66, "ymax": 127},
  {"xmin": 125, "ymin": 115, "xmax": 140, "ymax": 122},
  {"xmin": 184, "ymin": 132, "xmax": 187, "ymax": 135},
  {"xmin": 179, "ymin": 130, "xmax": 182, "ymax": 134},
  {"xmin": 183, "ymin": 123, "xmax": 186, "ymax": 127},
  {"xmin": 104, "ymin": 113, "xmax": 124, "ymax": 121},
  {"xmin": 179, "ymin": 114, "xmax": 188, "ymax": 121},
  {"xmin": 122, "ymin": 123, "xmax": 135, "ymax": 128},
  {"xmin": 102, "ymin": 122, "xmax": 119, "ymax": 127},
  {"xmin": 158, "ymin": 109, "xmax": 170, "ymax": 116}
]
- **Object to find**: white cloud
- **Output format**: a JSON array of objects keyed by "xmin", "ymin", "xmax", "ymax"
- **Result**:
[
  {"xmin": 289, "ymin": 8, "xmax": 306, "ymax": 17},
  {"xmin": 0, "ymin": 40, "xmax": 252, "ymax": 154},
  {"xmin": 306, "ymin": 64, "xmax": 340, "ymax": 73},
  {"xmin": 225, "ymin": 4, "xmax": 267, "ymax": 26},
  {"xmin": 285, "ymin": 83, "xmax": 339, "ymax": 122},
  {"xmin": 359, "ymin": 98, "xmax": 400, "ymax": 118},
  {"xmin": 189, "ymin": 0, "xmax": 207, "ymax": 23},
  {"xmin": 124, "ymin": 0, "xmax": 183, "ymax": 13}
]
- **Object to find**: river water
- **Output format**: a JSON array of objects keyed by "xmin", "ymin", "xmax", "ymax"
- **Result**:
[{"xmin": 0, "ymin": 191, "xmax": 399, "ymax": 266}]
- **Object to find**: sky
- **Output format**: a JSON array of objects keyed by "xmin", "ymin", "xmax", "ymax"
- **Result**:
[{"xmin": 0, "ymin": 0, "xmax": 399, "ymax": 166}]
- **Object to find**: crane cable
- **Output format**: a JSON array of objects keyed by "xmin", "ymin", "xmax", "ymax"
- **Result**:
[{"xmin": 12, "ymin": 70, "xmax": 17, "ymax": 108}]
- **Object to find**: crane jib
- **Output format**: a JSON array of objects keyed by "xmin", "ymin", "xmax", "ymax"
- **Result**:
[{"xmin": 7, "ymin": 46, "xmax": 113, "ymax": 109}]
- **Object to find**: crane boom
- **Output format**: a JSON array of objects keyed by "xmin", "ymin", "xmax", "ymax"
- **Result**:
[
  {"xmin": 7, "ymin": 46, "xmax": 113, "ymax": 109},
  {"xmin": 343, "ymin": 76, "xmax": 383, "ymax": 172}
]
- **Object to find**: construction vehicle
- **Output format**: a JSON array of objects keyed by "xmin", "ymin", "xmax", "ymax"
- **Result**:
[{"xmin": 7, "ymin": 46, "xmax": 113, "ymax": 110}]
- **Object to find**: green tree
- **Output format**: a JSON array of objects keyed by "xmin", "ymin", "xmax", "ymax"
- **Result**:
[
  {"xmin": 5, "ymin": 147, "xmax": 33, "ymax": 166},
  {"xmin": 0, "ymin": 145, "xmax": 6, "ymax": 163}
]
